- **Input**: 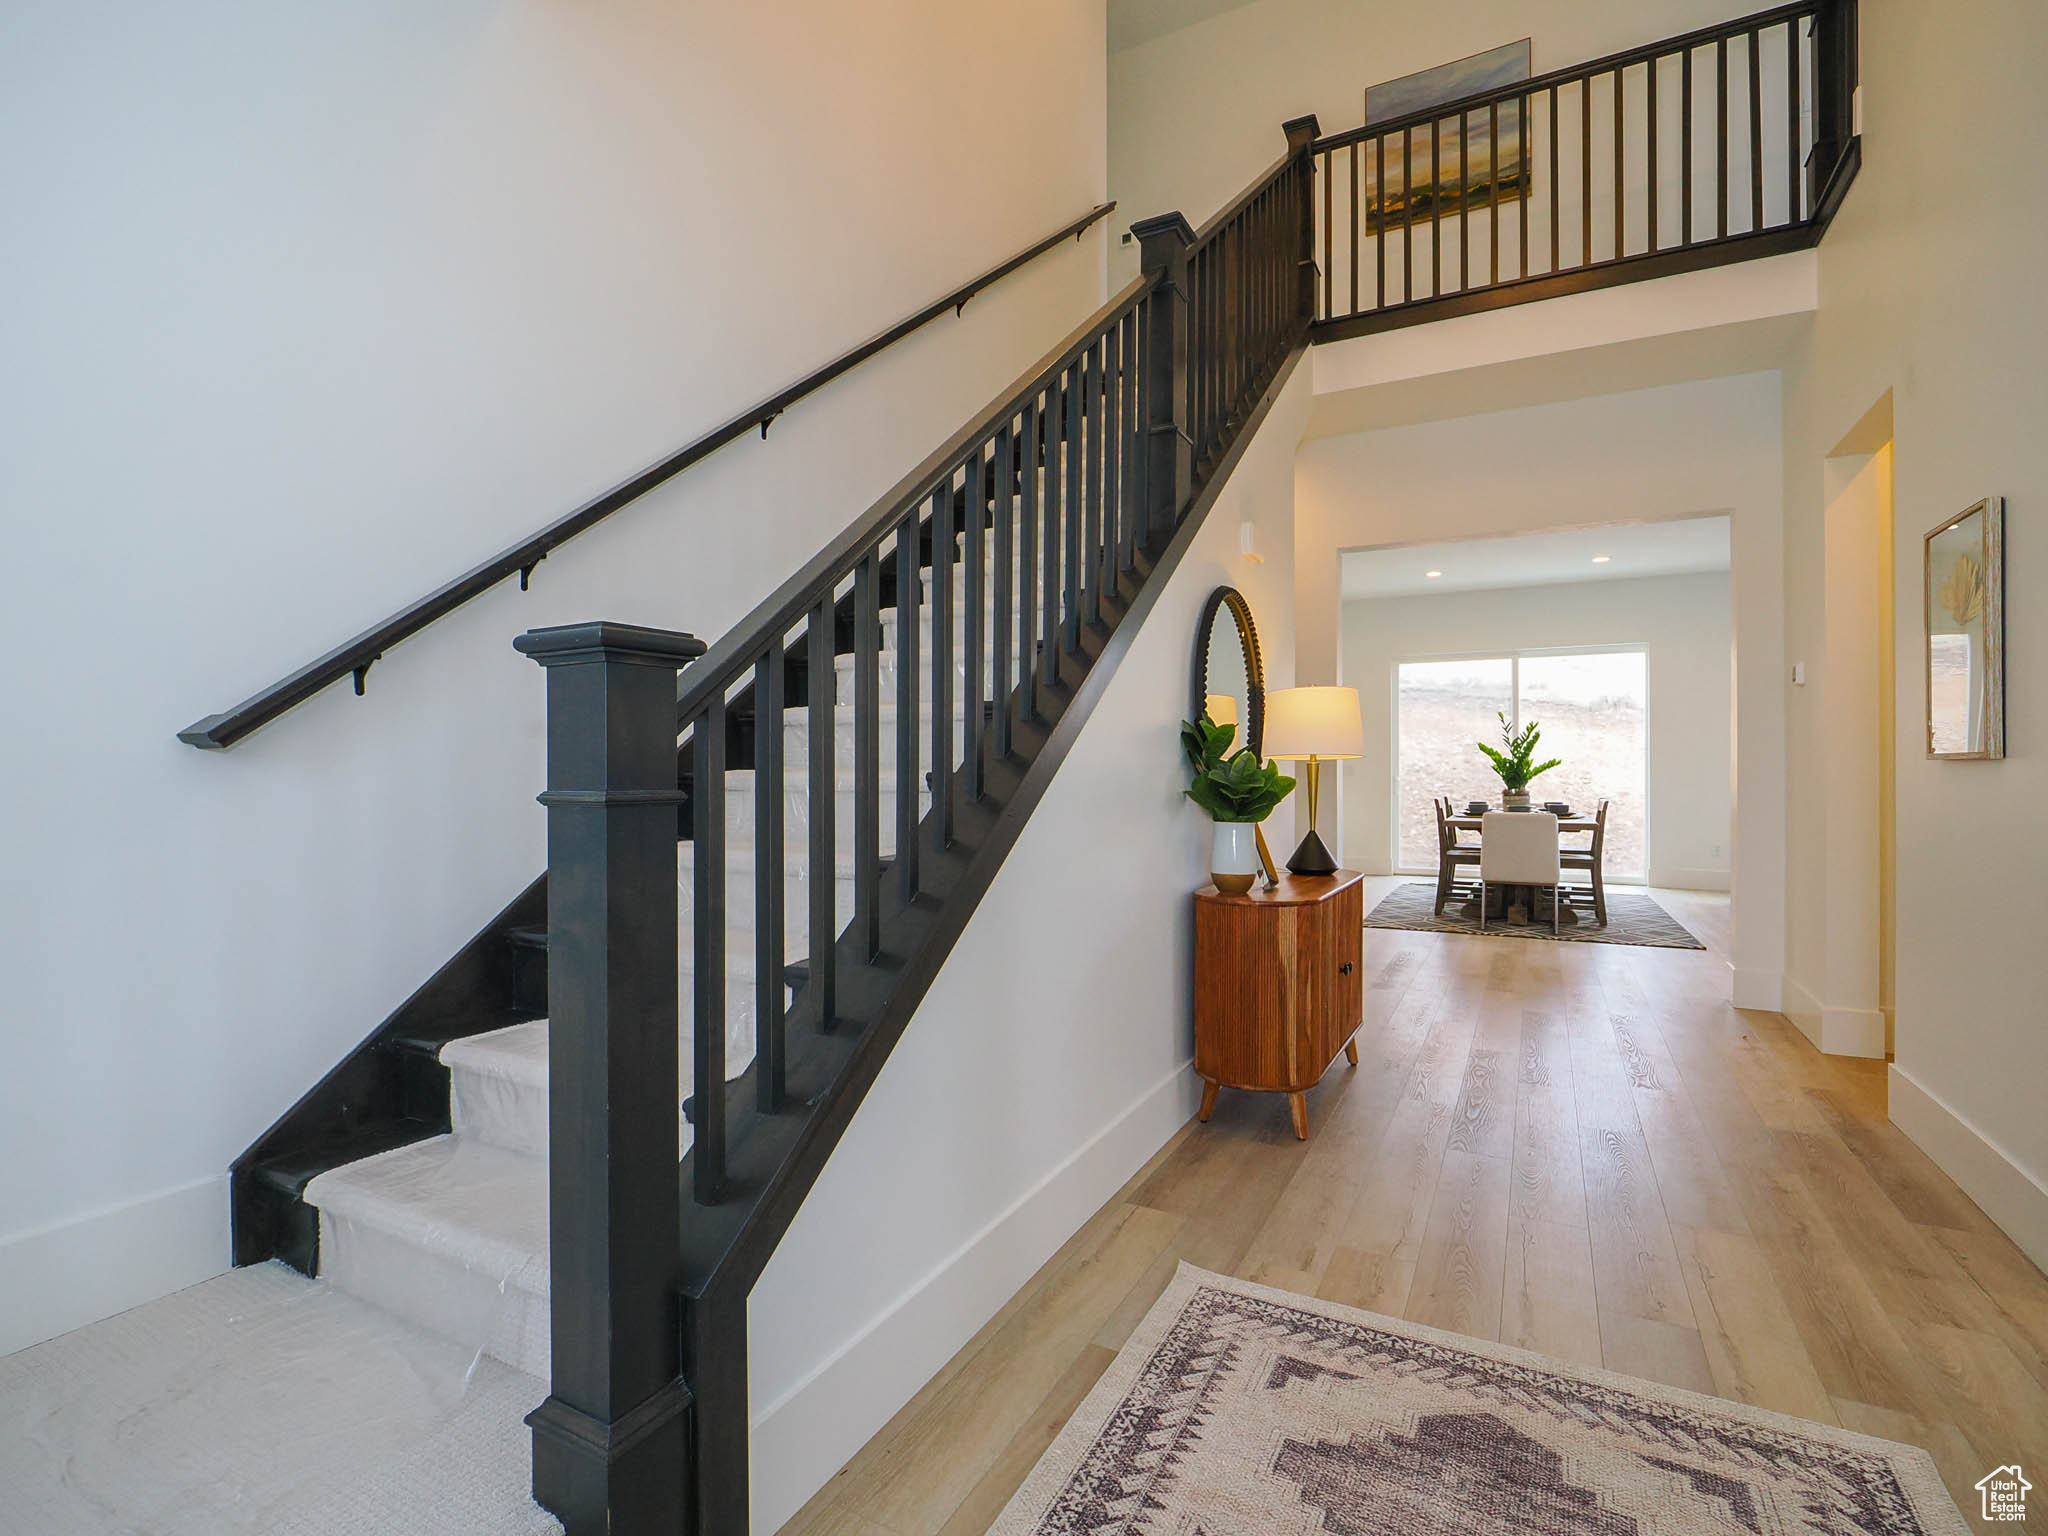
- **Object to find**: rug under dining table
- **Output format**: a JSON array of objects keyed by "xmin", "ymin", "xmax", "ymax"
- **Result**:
[
  {"xmin": 988, "ymin": 1265, "xmax": 1968, "ymax": 1536},
  {"xmin": 1363, "ymin": 881, "xmax": 1706, "ymax": 948}
]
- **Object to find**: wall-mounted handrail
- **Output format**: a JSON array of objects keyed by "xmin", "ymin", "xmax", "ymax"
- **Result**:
[{"xmin": 176, "ymin": 201, "xmax": 1116, "ymax": 751}]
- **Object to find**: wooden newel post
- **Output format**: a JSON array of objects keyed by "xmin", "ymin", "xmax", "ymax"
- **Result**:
[
  {"xmin": 1131, "ymin": 210, "xmax": 1194, "ymax": 536},
  {"xmin": 1282, "ymin": 114, "xmax": 1322, "ymax": 327},
  {"xmin": 515, "ymin": 620, "xmax": 706, "ymax": 1536},
  {"xmin": 1807, "ymin": 0, "xmax": 1857, "ymax": 204}
]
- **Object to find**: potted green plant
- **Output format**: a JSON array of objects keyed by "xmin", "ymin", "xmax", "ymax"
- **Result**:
[
  {"xmin": 1476, "ymin": 711, "xmax": 1562, "ymax": 810},
  {"xmin": 1182, "ymin": 716, "xmax": 1296, "ymax": 893}
]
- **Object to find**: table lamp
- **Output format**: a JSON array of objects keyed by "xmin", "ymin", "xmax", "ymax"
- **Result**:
[
  {"xmin": 1203, "ymin": 692, "xmax": 1239, "ymax": 732},
  {"xmin": 1262, "ymin": 685, "xmax": 1363, "ymax": 875}
]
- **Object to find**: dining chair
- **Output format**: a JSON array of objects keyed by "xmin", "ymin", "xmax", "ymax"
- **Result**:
[
  {"xmin": 1479, "ymin": 811, "xmax": 1561, "ymax": 935},
  {"xmin": 1559, "ymin": 799, "xmax": 1610, "ymax": 925},
  {"xmin": 1434, "ymin": 798, "xmax": 1481, "ymax": 915}
]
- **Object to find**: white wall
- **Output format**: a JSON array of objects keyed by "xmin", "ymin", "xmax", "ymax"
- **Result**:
[
  {"xmin": 1783, "ymin": 438, "xmax": 1893, "ymax": 1060},
  {"xmin": 747, "ymin": 358, "xmax": 1311, "ymax": 1530},
  {"xmin": 1295, "ymin": 374, "xmax": 1786, "ymax": 1004},
  {"xmin": 1107, "ymin": 0, "xmax": 1771, "ymax": 283},
  {"xmin": 1307, "ymin": 251, "xmax": 1817, "ymax": 439},
  {"xmin": 0, "ymin": 0, "xmax": 1109, "ymax": 1351},
  {"xmin": 1780, "ymin": 1, "xmax": 2048, "ymax": 1263},
  {"xmin": 1339, "ymin": 572, "xmax": 1733, "ymax": 889}
]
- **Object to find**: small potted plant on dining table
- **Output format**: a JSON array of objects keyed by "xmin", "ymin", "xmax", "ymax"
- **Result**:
[
  {"xmin": 1476, "ymin": 711, "xmax": 1562, "ymax": 810},
  {"xmin": 1182, "ymin": 715, "xmax": 1295, "ymax": 894}
]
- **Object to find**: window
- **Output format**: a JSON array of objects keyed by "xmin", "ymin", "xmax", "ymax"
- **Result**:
[
  {"xmin": 1394, "ymin": 659, "xmax": 1513, "ymax": 871},
  {"xmin": 1395, "ymin": 649, "xmax": 1648, "ymax": 878}
]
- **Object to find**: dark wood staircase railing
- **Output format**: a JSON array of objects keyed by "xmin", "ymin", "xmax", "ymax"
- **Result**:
[
  {"xmin": 1308, "ymin": 0, "xmax": 1859, "ymax": 340},
  {"xmin": 518, "ymin": 131, "xmax": 1314, "ymax": 1535}
]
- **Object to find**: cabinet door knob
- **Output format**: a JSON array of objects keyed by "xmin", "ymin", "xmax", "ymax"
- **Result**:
[{"xmin": 1339, "ymin": 962, "xmax": 1354, "ymax": 974}]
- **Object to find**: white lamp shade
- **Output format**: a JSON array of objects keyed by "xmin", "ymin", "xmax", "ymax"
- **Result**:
[
  {"xmin": 1203, "ymin": 692, "xmax": 1239, "ymax": 727},
  {"xmin": 1263, "ymin": 685, "xmax": 1364, "ymax": 760}
]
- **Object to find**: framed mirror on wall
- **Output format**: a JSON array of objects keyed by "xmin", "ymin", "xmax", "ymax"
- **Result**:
[
  {"xmin": 1193, "ymin": 586, "xmax": 1266, "ymax": 758},
  {"xmin": 1192, "ymin": 586, "xmax": 1280, "ymax": 887},
  {"xmin": 1925, "ymin": 496, "xmax": 2005, "ymax": 760}
]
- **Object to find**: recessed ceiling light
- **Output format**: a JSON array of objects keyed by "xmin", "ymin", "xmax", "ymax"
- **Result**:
[
  {"xmin": 1425, "ymin": 569, "xmax": 1443, "ymax": 578},
  {"xmin": 1591, "ymin": 554, "xmax": 1612, "ymax": 564}
]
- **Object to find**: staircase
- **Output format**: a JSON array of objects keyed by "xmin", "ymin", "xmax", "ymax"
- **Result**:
[
  {"xmin": 225, "ymin": 121, "xmax": 1318, "ymax": 1536},
  {"xmin": 297, "ymin": 586, "xmax": 985, "ymax": 1383}
]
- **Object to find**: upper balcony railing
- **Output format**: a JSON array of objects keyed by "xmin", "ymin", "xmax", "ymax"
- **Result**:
[{"xmin": 1309, "ymin": 0, "xmax": 1859, "ymax": 339}]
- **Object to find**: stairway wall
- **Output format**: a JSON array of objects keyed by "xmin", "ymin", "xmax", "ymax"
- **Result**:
[
  {"xmin": 746, "ymin": 358, "xmax": 1312, "ymax": 1532},
  {"xmin": 0, "ymin": 0, "xmax": 1109, "ymax": 1353}
]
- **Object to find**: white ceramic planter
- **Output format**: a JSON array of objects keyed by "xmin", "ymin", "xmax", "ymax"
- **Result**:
[{"xmin": 1211, "ymin": 822, "xmax": 1260, "ymax": 895}]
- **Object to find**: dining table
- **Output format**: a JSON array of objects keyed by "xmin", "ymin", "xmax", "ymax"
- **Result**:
[
  {"xmin": 1446, "ymin": 815, "xmax": 1599, "ymax": 837},
  {"xmin": 1446, "ymin": 813, "xmax": 1598, "ymax": 926}
]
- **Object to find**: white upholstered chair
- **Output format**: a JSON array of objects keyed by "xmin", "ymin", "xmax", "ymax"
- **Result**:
[{"xmin": 1479, "ymin": 811, "xmax": 1562, "ymax": 935}]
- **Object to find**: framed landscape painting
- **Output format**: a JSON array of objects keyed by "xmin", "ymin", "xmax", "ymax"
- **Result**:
[
  {"xmin": 1924, "ymin": 496, "xmax": 2005, "ymax": 759},
  {"xmin": 1363, "ymin": 39, "xmax": 1532, "ymax": 233}
]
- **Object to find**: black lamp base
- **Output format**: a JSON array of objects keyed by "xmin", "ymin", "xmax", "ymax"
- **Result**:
[{"xmin": 1285, "ymin": 828, "xmax": 1338, "ymax": 876}]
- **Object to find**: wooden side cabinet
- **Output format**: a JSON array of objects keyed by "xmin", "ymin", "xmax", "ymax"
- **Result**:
[{"xmin": 1193, "ymin": 869, "xmax": 1365, "ymax": 1139}]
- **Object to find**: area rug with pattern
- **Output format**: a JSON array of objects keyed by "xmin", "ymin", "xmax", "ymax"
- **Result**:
[
  {"xmin": 990, "ymin": 1265, "xmax": 1967, "ymax": 1536},
  {"xmin": 1363, "ymin": 881, "xmax": 1706, "ymax": 948}
]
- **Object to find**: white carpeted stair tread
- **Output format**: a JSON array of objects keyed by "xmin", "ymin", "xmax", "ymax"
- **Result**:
[
  {"xmin": 815, "ymin": 692, "xmax": 980, "ymax": 727},
  {"xmin": 305, "ymin": 1135, "xmax": 549, "ymax": 1288},
  {"xmin": 443, "ymin": 1022, "xmax": 551, "ymax": 1157},
  {"xmin": 442, "ymin": 1019, "xmax": 548, "ymax": 1090},
  {"xmin": 678, "ymin": 841, "xmax": 867, "ymax": 881},
  {"xmin": 722, "ymin": 771, "xmax": 922, "ymax": 805},
  {"xmin": 681, "ymin": 939, "xmax": 815, "ymax": 984},
  {"xmin": 295, "ymin": 582, "xmax": 1003, "ymax": 1379},
  {"xmin": 442, "ymin": 1019, "xmax": 720, "ymax": 1160},
  {"xmin": 304, "ymin": 1135, "xmax": 553, "ymax": 1378}
]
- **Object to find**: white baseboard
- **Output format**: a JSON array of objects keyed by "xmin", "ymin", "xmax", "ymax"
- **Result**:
[
  {"xmin": 1889, "ymin": 1064, "xmax": 2048, "ymax": 1273},
  {"xmin": 1730, "ymin": 966, "xmax": 1784, "ymax": 1012},
  {"xmin": 1782, "ymin": 974, "xmax": 1823, "ymax": 1047},
  {"xmin": 749, "ymin": 1061, "xmax": 1202, "ymax": 1534},
  {"xmin": 1780, "ymin": 974, "xmax": 1886, "ymax": 1058},
  {"xmin": 1651, "ymin": 866, "xmax": 1731, "ymax": 892},
  {"xmin": 1819, "ymin": 1005, "xmax": 1887, "ymax": 1059},
  {"xmin": 0, "ymin": 1175, "xmax": 228, "ymax": 1357}
]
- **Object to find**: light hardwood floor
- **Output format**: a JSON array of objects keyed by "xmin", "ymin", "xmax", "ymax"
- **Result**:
[{"xmin": 782, "ymin": 884, "xmax": 2048, "ymax": 1536}]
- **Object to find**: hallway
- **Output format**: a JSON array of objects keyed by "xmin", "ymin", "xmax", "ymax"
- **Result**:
[{"xmin": 785, "ymin": 887, "xmax": 2048, "ymax": 1535}]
